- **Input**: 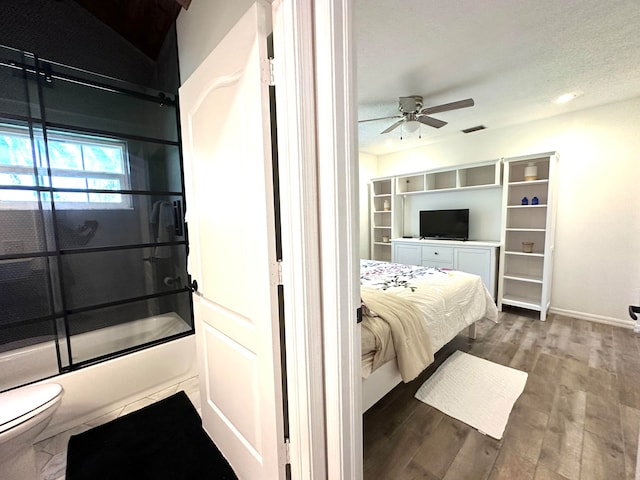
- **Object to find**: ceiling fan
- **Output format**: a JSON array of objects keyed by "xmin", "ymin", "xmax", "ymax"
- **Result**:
[{"xmin": 359, "ymin": 96, "xmax": 475, "ymax": 134}]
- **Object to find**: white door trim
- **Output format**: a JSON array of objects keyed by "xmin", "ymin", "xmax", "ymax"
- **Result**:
[
  {"xmin": 313, "ymin": 0, "xmax": 363, "ymax": 479},
  {"xmin": 271, "ymin": 0, "xmax": 362, "ymax": 477},
  {"xmin": 271, "ymin": 1, "xmax": 327, "ymax": 478}
]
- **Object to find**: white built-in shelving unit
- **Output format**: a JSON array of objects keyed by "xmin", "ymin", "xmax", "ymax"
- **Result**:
[
  {"xmin": 369, "ymin": 160, "xmax": 502, "ymax": 262},
  {"xmin": 497, "ymin": 152, "xmax": 559, "ymax": 320},
  {"xmin": 369, "ymin": 177, "xmax": 395, "ymax": 262}
]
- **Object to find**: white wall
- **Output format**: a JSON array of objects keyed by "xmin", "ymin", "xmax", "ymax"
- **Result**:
[
  {"xmin": 176, "ymin": 5, "xmax": 639, "ymax": 324},
  {"xmin": 402, "ymin": 188, "xmax": 502, "ymax": 241},
  {"xmin": 370, "ymin": 97, "xmax": 640, "ymax": 324},
  {"xmin": 176, "ymin": 0, "xmax": 255, "ymax": 83},
  {"xmin": 358, "ymin": 152, "xmax": 377, "ymax": 258}
]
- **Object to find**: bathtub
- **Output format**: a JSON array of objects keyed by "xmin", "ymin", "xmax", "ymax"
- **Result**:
[{"xmin": 0, "ymin": 313, "xmax": 197, "ymax": 440}]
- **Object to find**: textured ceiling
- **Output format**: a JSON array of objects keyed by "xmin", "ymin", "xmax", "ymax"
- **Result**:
[{"xmin": 355, "ymin": 0, "xmax": 640, "ymax": 155}]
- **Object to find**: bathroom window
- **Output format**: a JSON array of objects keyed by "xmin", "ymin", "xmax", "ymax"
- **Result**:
[{"xmin": 0, "ymin": 126, "xmax": 131, "ymax": 209}]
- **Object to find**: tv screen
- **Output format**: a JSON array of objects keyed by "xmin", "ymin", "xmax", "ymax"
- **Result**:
[{"xmin": 419, "ymin": 209, "xmax": 469, "ymax": 240}]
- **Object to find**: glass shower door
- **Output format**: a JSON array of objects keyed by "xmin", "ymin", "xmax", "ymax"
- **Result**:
[{"xmin": 0, "ymin": 45, "xmax": 194, "ymax": 390}]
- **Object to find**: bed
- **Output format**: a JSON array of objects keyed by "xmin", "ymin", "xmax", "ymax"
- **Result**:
[{"xmin": 360, "ymin": 259, "xmax": 499, "ymax": 412}]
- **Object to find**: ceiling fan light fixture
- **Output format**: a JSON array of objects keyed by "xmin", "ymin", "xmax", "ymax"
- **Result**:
[
  {"xmin": 366, "ymin": 96, "xmax": 475, "ymax": 136},
  {"xmin": 404, "ymin": 120, "xmax": 420, "ymax": 133}
]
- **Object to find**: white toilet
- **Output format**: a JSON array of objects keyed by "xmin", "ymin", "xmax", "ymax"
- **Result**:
[{"xmin": 0, "ymin": 383, "xmax": 64, "ymax": 480}]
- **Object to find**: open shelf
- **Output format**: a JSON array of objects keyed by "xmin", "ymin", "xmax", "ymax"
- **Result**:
[
  {"xmin": 371, "ymin": 243, "xmax": 392, "ymax": 262},
  {"xmin": 458, "ymin": 164, "xmax": 498, "ymax": 187},
  {"xmin": 372, "ymin": 178, "xmax": 393, "ymax": 195},
  {"xmin": 505, "ymin": 251, "xmax": 544, "ymax": 257},
  {"xmin": 506, "ymin": 206, "xmax": 547, "ymax": 230},
  {"xmin": 507, "ymin": 183, "xmax": 548, "ymax": 208},
  {"xmin": 503, "ymin": 272, "xmax": 543, "ymax": 284},
  {"xmin": 396, "ymin": 174, "xmax": 426, "ymax": 194},
  {"xmin": 508, "ymin": 179, "xmax": 549, "ymax": 187},
  {"xmin": 373, "ymin": 211, "xmax": 392, "ymax": 229},
  {"xmin": 502, "ymin": 277, "xmax": 543, "ymax": 306},
  {"xmin": 507, "ymin": 157, "xmax": 550, "ymax": 183},
  {"xmin": 426, "ymin": 170, "xmax": 456, "ymax": 190},
  {"xmin": 501, "ymin": 295, "xmax": 542, "ymax": 311},
  {"xmin": 501, "ymin": 254, "xmax": 543, "ymax": 277},
  {"xmin": 373, "ymin": 196, "xmax": 392, "ymax": 212},
  {"xmin": 505, "ymin": 229, "xmax": 546, "ymax": 254},
  {"xmin": 507, "ymin": 204, "xmax": 548, "ymax": 209},
  {"xmin": 504, "ymin": 250, "xmax": 544, "ymax": 258}
]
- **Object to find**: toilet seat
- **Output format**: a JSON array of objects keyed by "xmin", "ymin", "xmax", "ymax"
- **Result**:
[{"xmin": 0, "ymin": 383, "xmax": 63, "ymax": 434}]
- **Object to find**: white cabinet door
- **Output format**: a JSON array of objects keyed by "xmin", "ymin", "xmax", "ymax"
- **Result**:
[
  {"xmin": 455, "ymin": 248, "xmax": 494, "ymax": 297},
  {"xmin": 179, "ymin": 2, "xmax": 285, "ymax": 478},
  {"xmin": 393, "ymin": 243, "xmax": 422, "ymax": 265}
]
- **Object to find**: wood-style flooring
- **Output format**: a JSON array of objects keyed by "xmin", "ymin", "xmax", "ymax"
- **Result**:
[{"xmin": 363, "ymin": 309, "xmax": 640, "ymax": 480}]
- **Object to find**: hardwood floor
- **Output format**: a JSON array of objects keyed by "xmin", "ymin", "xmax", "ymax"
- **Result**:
[{"xmin": 363, "ymin": 309, "xmax": 640, "ymax": 480}]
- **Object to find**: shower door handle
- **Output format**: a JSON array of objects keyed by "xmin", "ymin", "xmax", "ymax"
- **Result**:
[{"xmin": 173, "ymin": 200, "xmax": 183, "ymax": 236}]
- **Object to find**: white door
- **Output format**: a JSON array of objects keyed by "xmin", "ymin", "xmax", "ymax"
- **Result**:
[{"xmin": 179, "ymin": 2, "xmax": 285, "ymax": 478}]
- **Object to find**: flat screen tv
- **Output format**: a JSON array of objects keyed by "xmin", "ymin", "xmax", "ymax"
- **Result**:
[{"xmin": 419, "ymin": 209, "xmax": 469, "ymax": 240}]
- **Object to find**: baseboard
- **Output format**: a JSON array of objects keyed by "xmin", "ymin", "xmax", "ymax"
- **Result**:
[
  {"xmin": 637, "ymin": 430, "xmax": 640, "ymax": 480},
  {"xmin": 548, "ymin": 307, "xmax": 635, "ymax": 329}
]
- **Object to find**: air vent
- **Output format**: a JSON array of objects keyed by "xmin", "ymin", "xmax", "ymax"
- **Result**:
[{"xmin": 461, "ymin": 125, "xmax": 486, "ymax": 134}]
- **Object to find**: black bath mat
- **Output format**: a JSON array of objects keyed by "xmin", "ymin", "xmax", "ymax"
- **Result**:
[{"xmin": 66, "ymin": 390, "xmax": 238, "ymax": 480}]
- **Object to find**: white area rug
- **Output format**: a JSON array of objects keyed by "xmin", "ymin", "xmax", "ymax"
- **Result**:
[{"xmin": 414, "ymin": 351, "xmax": 528, "ymax": 440}]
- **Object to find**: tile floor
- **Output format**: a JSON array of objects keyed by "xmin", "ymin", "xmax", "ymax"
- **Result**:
[{"xmin": 35, "ymin": 376, "xmax": 200, "ymax": 480}]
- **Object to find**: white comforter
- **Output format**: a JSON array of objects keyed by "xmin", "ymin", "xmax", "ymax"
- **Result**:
[{"xmin": 360, "ymin": 259, "xmax": 498, "ymax": 381}]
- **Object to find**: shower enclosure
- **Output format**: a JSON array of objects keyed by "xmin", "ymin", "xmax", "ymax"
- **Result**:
[{"xmin": 0, "ymin": 45, "xmax": 193, "ymax": 391}]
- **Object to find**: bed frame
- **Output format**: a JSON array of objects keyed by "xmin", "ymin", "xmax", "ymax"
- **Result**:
[{"xmin": 362, "ymin": 323, "xmax": 477, "ymax": 412}]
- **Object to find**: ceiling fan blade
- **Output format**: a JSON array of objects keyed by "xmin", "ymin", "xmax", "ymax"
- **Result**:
[
  {"xmin": 418, "ymin": 116, "xmax": 447, "ymax": 129},
  {"xmin": 358, "ymin": 115, "xmax": 402, "ymax": 124},
  {"xmin": 380, "ymin": 119, "xmax": 405, "ymax": 134},
  {"xmin": 420, "ymin": 98, "xmax": 474, "ymax": 115}
]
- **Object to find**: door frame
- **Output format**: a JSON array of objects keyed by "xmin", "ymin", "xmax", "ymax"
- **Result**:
[
  {"xmin": 272, "ymin": 0, "xmax": 361, "ymax": 478},
  {"xmin": 271, "ymin": 1, "xmax": 326, "ymax": 478},
  {"xmin": 312, "ymin": 1, "xmax": 362, "ymax": 478}
]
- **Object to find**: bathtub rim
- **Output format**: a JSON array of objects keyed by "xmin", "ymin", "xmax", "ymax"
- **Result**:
[{"xmin": 0, "ymin": 312, "xmax": 194, "ymax": 393}]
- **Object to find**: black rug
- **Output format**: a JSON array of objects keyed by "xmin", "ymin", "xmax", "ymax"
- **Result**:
[{"xmin": 66, "ymin": 391, "xmax": 238, "ymax": 480}]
